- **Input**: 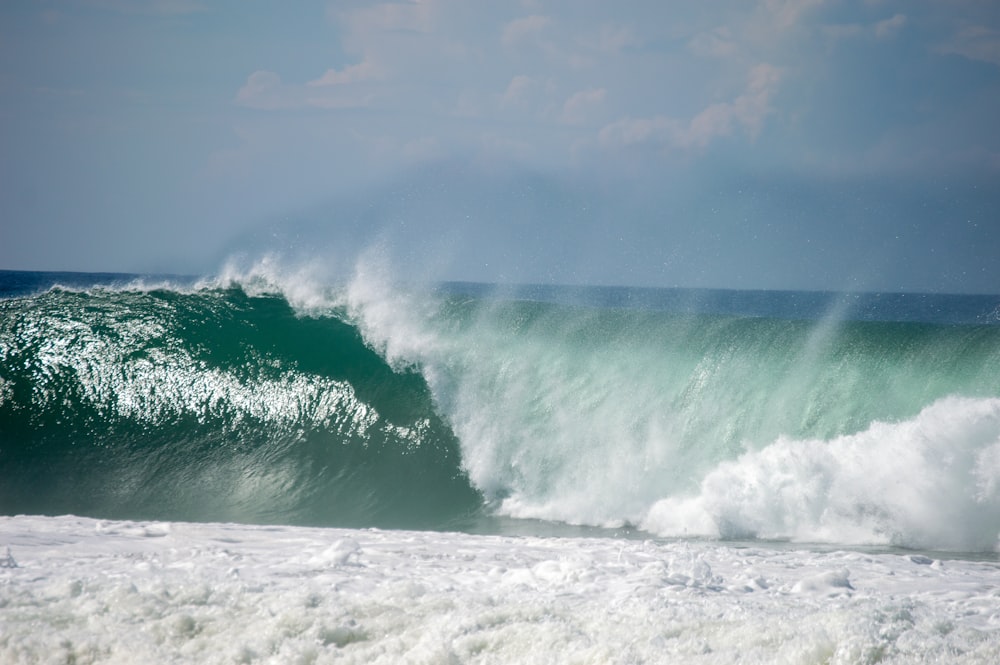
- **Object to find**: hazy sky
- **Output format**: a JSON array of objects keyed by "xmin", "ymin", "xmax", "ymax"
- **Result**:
[{"xmin": 1, "ymin": 0, "xmax": 999, "ymax": 292}]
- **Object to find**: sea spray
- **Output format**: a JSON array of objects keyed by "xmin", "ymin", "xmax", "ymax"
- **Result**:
[{"xmin": 336, "ymin": 255, "xmax": 1000, "ymax": 548}]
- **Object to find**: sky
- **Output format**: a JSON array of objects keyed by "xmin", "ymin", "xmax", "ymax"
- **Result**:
[{"xmin": 1, "ymin": 0, "xmax": 999, "ymax": 293}]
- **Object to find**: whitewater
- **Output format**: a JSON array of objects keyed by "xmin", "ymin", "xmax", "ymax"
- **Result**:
[{"xmin": 2, "ymin": 259, "xmax": 1000, "ymax": 663}]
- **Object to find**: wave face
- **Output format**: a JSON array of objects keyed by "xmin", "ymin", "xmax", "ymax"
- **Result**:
[
  {"xmin": 0, "ymin": 273, "xmax": 479, "ymax": 529},
  {"xmin": 2, "ymin": 267, "xmax": 1000, "ymax": 551}
]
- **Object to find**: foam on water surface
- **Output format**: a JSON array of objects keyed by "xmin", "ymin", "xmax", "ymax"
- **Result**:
[
  {"xmin": 643, "ymin": 396, "xmax": 1000, "ymax": 551},
  {"xmin": 2, "ymin": 515, "xmax": 1000, "ymax": 664}
]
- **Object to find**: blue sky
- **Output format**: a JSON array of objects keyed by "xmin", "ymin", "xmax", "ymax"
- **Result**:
[{"xmin": 1, "ymin": 0, "xmax": 999, "ymax": 292}]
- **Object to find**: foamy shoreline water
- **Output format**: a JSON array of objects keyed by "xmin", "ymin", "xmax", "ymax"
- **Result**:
[{"xmin": 2, "ymin": 515, "xmax": 999, "ymax": 663}]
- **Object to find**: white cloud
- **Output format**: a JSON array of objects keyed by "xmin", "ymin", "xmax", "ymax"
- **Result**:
[
  {"xmin": 231, "ymin": 0, "xmax": 988, "ymax": 176},
  {"xmin": 689, "ymin": 26, "xmax": 738, "ymax": 58},
  {"xmin": 235, "ymin": 70, "xmax": 285, "ymax": 110},
  {"xmin": 501, "ymin": 75, "xmax": 538, "ymax": 106},
  {"xmin": 561, "ymin": 88, "xmax": 607, "ymax": 125},
  {"xmin": 939, "ymin": 24, "xmax": 1000, "ymax": 67},
  {"xmin": 687, "ymin": 1, "xmax": 831, "ymax": 64},
  {"xmin": 308, "ymin": 60, "xmax": 381, "ymax": 87},
  {"xmin": 598, "ymin": 115, "xmax": 678, "ymax": 149},
  {"xmin": 823, "ymin": 13, "xmax": 906, "ymax": 42},
  {"xmin": 875, "ymin": 14, "xmax": 906, "ymax": 39},
  {"xmin": 597, "ymin": 24, "xmax": 640, "ymax": 54},
  {"xmin": 345, "ymin": 1, "xmax": 435, "ymax": 36},
  {"xmin": 599, "ymin": 64, "xmax": 782, "ymax": 151},
  {"xmin": 822, "ymin": 23, "xmax": 865, "ymax": 40},
  {"xmin": 502, "ymin": 15, "xmax": 550, "ymax": 46},
  {"xmin": 326, "ymin": 0, "xmax": 484, "ymax": 105},
  {"xmin": 80, "ymin": 0, "xmax": 206, "ymax": 15},
  {"xmin": 235, "ymin": 70, "xmax": 373, "ymax": 111},
  {"xmin": 763, "ymin": 0, "xmax": 825, "ymax": 30},
  {"xmin": 686, "ymin": 64, "xmax": 779, "ymax": 146},
  {"xmin": 401, "ymin": 136, "xmax": 443, "ymax": 161},
  {"xmin": 493, "ymin": 75, "xmax": 562, "ymax": 123},
  {"xmin": 231, "ymin": 2, "xmax": 804, "ymax": 170}
]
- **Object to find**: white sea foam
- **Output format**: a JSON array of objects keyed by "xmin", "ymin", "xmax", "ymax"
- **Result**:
[
  {"xmin": 643, "ymin": 396, "xmax": 1000, "ymax": 551},
  {"xmin": 2, "ymin": 515, "xmax": 999, "ymax": 663}
]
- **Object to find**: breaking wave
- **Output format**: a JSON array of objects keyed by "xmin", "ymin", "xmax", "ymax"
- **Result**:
[{"xmin": 2, "ymin": 262, "xmax": 999, "ymax": 551}]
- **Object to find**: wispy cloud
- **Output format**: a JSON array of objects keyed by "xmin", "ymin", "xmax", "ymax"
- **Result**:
[
  {"xmin": 689, "ymin": 26, "xmax": 738, "ymax": 58},
  {"xmin": 599, "ymin": 63, "xmax": 783, "ymax": 151},
  {"xmin": 822, "ymin": 13, "xmax": 907, "ymax": 42},
  {"xmin": 763, "ymin": 0, "xmax": 825, "ymax": 30},
  {"xmin": 77, "ymin": 0, "xmax": 207, "ymax": 16},
  {"xmin": 235, "ymin": 71, "xmax": 284, "ymax": 109},
  {"xmin": 501, "ymin": 75, "xmax": 539, "ymax": 107},
  {"xmin": 344, "ymin": 1, "xmax": 435, "ymax": 36},
  {"xmin": 308, "ymin": 60, "xmax": 382, "ymax": 87},
  {"xmin": 594, "ymin": 23, "xmax": 640, "ymax": 54},
  {"xmin": 235, "ymin": 70, "xmax": 374, "ymax": 110},
  {"xmin": 502, "ymin": 15, "xmax": 550, "ymax": 46},
  {"xmin": 229, "ymin": 0, "xmax": 999, "ymax": 177},
  {"xmin": 561, "ymin": 87, "xmax": 606, "ymax": 125},
  {"xmin": 938, "ymin": 24, "xmax": 1000, "ymax": 67},
  {"xmin": 875, "ymin": 13, "xmax": 906, "ymax": 39}
]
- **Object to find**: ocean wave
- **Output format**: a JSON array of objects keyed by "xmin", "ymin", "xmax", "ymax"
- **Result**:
[
  {"xmin": 2, "ymin": 261, "xmax": 999, "ymax": 549},
  {"xmin": 0, "ymin": 276, "xmax": 479, "ymax": 528}
]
